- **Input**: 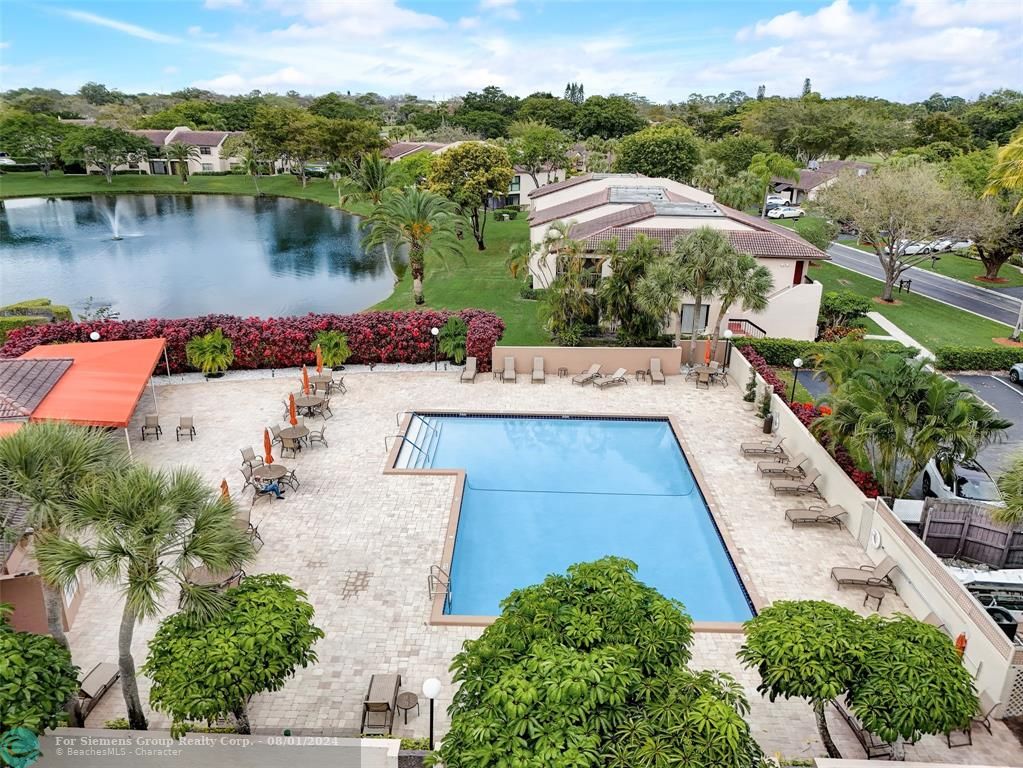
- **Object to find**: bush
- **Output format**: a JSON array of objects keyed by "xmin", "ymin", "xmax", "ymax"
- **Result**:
[
  {"xmin": 191, "ymin": 170, "xmax": 235, "ymax": 176},
  {"xmin": 438, "ymin": 316, "xmax": 468, "ymax": 364},
  {"xmin": 734, "ymin": 337, "xmax": 910, "ymax": 367},
  {"xmin": 934, "ymin": 346, "xmax": 1022, "ymax": 371},
  {"xmin": 310, "ymin": 330, "xmax": 352, "ymax": 368},
  {"xmin": 185, "ymin": 328, "xmax": 235, "ymax": 375},
  {"xmin": 818, "ymin": 326, "xmax": 866, "ymax": 342},
  {"xmin": 819, "ymin": 290, "xmax": 872, "ymax": 329},
  {"xmin": 1, "ymin": 310, "xmax": 506, "ymax": 374},
  {"xmin": 519, "ymin": 287, "xmax": 545, "ymax": 300},
  {"xmin": 0, "ymin": 163, "xmax": 41, "ymax": 172},
  {"xmin": 493, "ymin": 207, "xmax": 519, "ymax": 220},
  {"xmin": 0, "ymin": 298, "xmax": 72, "ymax": 344},
  {"xmin": 104, "ymin": 718, "xmax": 130, "ymax": 729}
]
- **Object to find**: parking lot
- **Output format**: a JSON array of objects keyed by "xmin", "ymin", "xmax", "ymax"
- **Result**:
[{"xmin": 953, "ymin": 373, "xmax": 1023, "ymax": 475}]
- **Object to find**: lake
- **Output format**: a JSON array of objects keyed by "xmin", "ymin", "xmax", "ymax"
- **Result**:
[{"xmin": 0, "ymin": 194, "xmax": 403, "ymax": 318}]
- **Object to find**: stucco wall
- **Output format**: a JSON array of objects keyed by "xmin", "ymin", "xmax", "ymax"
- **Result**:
[{"xmin": 491, "ymin": 346, "xmax": 683, "ymax": 378}]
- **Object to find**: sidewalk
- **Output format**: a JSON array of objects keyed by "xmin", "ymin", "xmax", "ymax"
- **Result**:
[{"xmin": 864, "ymin": 311, "xmax": 933, "ymax": 361}]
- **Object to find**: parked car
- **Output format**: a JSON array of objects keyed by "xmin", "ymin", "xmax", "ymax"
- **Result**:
[
  {"xmin": 884, "ymin": 239, "xmax": 933, "ymax": 255},
  {"xmin": 922, "ymin": 457, "xmax": 1003, "ymax": 505},
  {"xmin": 765, "ymin": 194, "xmax": 788, "ymax": 205},
  {"xmin": 930, "ymin": 238, "xmax": 954, "ymax": 252},
  {"xmin": 764, "ymin": 200, "xmax": 791, "ymax": 212},
  {"xmin": 1010, "ymin": 362, "xmax": 1023, "ymax": 385},
  {"xmin": 948, "ymin": 239, "xmax": 974, "ymax": 251},
  {"xmin": 767, "ymin": 206, "xmax": 805, "ymax": 219},
  {"xmin": 0, "ymin": 153, "xmax": 15, "ymax": 167}
]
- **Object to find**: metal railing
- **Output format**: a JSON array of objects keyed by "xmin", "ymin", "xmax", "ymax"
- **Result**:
[
  {"xmin": 427, "ymin": 564, "xmax": 452, "ymax": 612},
  {"xmin": 727, "ymin": 318, "xmax": 767, "ymax": 339}
]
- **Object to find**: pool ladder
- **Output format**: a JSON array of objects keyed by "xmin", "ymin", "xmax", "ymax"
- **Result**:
[
  {"xmin": 427, "ymin": 564, "xmax": 452, "ymax": 612},
  {"xmin": 386, "ymin": 413, "xmax": 442, "ymax": 468}
]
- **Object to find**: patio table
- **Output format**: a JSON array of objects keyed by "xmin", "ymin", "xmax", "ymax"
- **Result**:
[
  {"xmin": 280, "ymin": 425, "xmax": 309, "ymax": 442},
  {"xmin": 308, "ymin": 373, "xmax": 333, "ymax": 393},
  {"xmin": 293, "ymin": 394, "xmax": 324, "ymax": 416},
  {"xmin": 252, "ymin": 464, "xmax": 287, "ymax": 481}
]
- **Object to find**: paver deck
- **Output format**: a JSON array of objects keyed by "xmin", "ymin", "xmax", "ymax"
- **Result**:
[{"xmin": 66, "ymin": 369, "xmax": 1022, "ymax": 764}]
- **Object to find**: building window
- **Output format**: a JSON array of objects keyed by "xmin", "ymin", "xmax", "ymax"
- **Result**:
[
  {"xmin": 201, "ymin": 163, "xmax": 214, "ymax": 172},
  {"xmin": 127, "ymin": 162, "xmax": 138, "ymax": 169},
  {"xmin": 509, "ymin": 175, "xmax": 520, "ymax": 192},
  {"xmin": 199, "ymin": 146, "xmax": 212, "ymax": 155},
  {"xmin": 680, "ymin": 304, "xmax": 710, "ymax": 335}
]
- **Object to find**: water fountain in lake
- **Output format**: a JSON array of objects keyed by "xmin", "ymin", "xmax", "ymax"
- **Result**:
[{"xmin": 97, "ymin": 197, "xmax": 140, "ymax": 240}]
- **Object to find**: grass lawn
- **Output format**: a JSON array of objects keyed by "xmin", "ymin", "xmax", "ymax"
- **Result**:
[
  {"xmin": 772, "ymin": 368, "xmax": 813, "ymax": 403},
  {"xmin": 809, "ymin": 262, "xmax": 1010, "ymax": 350},
  {"xmin": 907, "ymin": 252, "xmax": 1023, "ymax": 288}
]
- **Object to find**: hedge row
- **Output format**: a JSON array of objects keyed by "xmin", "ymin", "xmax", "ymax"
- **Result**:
[
  {"xmin": 734, "ymin": 337, "xmax": 912, "ymax": 367},
  {"xmin": 0, "ymin": 310, "xmax": 505, "ymax": 374},
  {"xmin": 933, "ymin": 346, "xmax": 1021, "ymax": 371},
  {"xmin": 0, "ymin": 299, "xmax": 73, "ymax": 345}
]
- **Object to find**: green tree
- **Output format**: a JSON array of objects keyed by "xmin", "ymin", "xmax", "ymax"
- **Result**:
[
  {"xmin": 284, "ymin": 113, "xmax": 326, "ymax": 188},
  {"xmin": 706, "ymin": 134, "xmax": 773, "ymax": 176},
  {"xmin": 461, "ymin": 85, "xmax": 520, "ymax": 117},
  {"xmin": 817, "ymin": 291, "xmax": 873, "ymax": 332},
  {"xmin": 538, "ymin": 240, "xmax": 599, "ymax": 345},
  {"xmin": 993, "ymin": 452, "xmax": 1023, "ymax": 525},
  {"xmin": 748, "ymin": 152, "xmax": 799, "ymax": 217},
  {"xmin": 507, "ymin": 120, "xmax": 569, "ymax": 188},
  {"xmin": 308, "ymin": 92, "xmax": 378, "ymax": 122},
  {"xmin": 250, "ymin": 105, "xmax": 304, "ymax": 175},
  {"xmin": 574, "ymin": 95, "xmax": 645, "ymax": 139},
  {"xmin": 985, "ymin": 126, "xmax": 1023, "ymax": 214},
  {"xmin": 334, "ymin": 152, "xmax": 399, "ymax": 207},
  {"xmin": 913, "ymin": 112, "xmax": 973, "ymax": 150},
  {"xmin": 390, "ymin": 151, "xmax": 434, "ymax": 188},
  {"xmin": 0, "ymin": 111, "xmax": 69, "ymax": 175},
  {"xmin": 36, "ymin": 465, "xmax": 255, "ymax": 730},
  {"xmin": 163, "ymin": 141, "xmax": 201, "ymax": 184},
  {"xmin": 962, "ymin": 89, "xmax": 1023, "ymax": 145},
  {"xmin": 136, "ymin": 100, "xmax": 227, "ymax": 131},
  {"xmin": 451, "ymin": 110, "xmax": 509, "ymax": 139},
  {"xmin": 716, "ymin": 170, "xmax": 763, "ymax": 211},
  {"xmin": 515, "ymin": 94, "xmax": 579, "ymax": 131},
  {"xmin": 428, "ymin": 141, "xmax": 514, "ymax": 250},
  {"xmin": 439, "ymin": 557, "xmax": 768, "ymax": 768},
  {"xmin": 946, "ymin": 145, "xmax": 997, "ymax": 196},
  {"xmin": 317, "ymin": 118, "xmax": 386, "ymax": 167},
  {"xmin": 143, "ymin": 574, "xmax": 324, "ymax": 736},
  {"xmin": 613, "ymin": 122, "xmax": 701, "ymax": 182},
  {"xmin": 958, "ymin": 196, "xmax": 1023, "ymax": 281},
  {"xmin": 742, "ymin": 98, "xmax": 872, "ymax": 162},
  {"xmin": 59, "ymin": 126, "xmax": 153, "ymax": 183},
  {"xmin": 362, "ymin": 186, "xmax": 463, "ymax": 304},
  {"xmin": 0, "ymin": 604, "xmax": 79, "ymax": 736},
  {"xmin": 78, "ymin": 81, "xmax": 122, "ymax": 105},
  {"xmin": 222, "ymin": 134, "xmax": 265, "ymax": 195},
  {"xmin": 596, "ymin": 235, "xmax": 663, "ymax": 343},
  {"xmin": 691, "ymin": 158, "xmax": 728, "ymax": 193},
  {"xmin": 792, "ymin": 217, "xmax": 838, "ymax": 251},
  {"xmin": 707, "ymin": 252, "xmax": 773, "ymax": 351}
]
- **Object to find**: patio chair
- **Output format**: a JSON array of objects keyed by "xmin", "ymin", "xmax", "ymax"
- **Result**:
[
  {"xmin": 649, "ymin": 358, "xmax": 665, "ymax": 385},
  {"xmin": 76, "ymin": 662, "xmax": 120, "ymax": 720},
  {"xmin": 308, "ymin": 423, "xmax": 328, "ymax": 449},
  {"xmin": 770, "ymin": 468, "xmax": 822, "ymax": 497},
  {"xmin": 239, "ymin": 466, "xmax": 261, "ymax": 492},
  {"xmin": 140, "ymin": 414, "xmax": 162, "ymax": 441},
  {"xmin": 946, "ymin": 692, "xmax": 999, "ymax": 748},
  {"xmin": 532, "ymin": 357, "xmax": 545, "ymax": 383},
  {"xmin": 234, "ymin": 505, "xmax": 263, "ymax": 547},
  {"xmin": 175, "ymin": 416, "xmax": 196, "ymax": 442},
  {"xmin": 830, "ymin": 555, "xmax": 899, "ymax": 591},
  {"xmin": 784, "ymin": 504, "xmax": 847, "ymax": 528},
  {"xmin": 281, "ymin": 436, "xmax": 301, "ymax": 459},
  {"xmin": 757, "ymin": 452, "xmax": 808, "ymax": 477},
  {"xmin": 572, "ymin": 364, "xmax": 601, "ymax": 385},
  {"xmin": 331, "ymin": 373, "xmax": 347, "ymax": 394},
  {"xmin": 318, "ymin": 396, "xmax": 334, "ymax": 420},
  {"xmin": 460, "ymin": 356, "xmax": 478, "ymax": 383},
  {"xmin": 695, "ymin": 371, "xmax": 711, "ymax": 389},
  {"xmin": 740, "ymin": 435, "xmax": 786, "ymax": 458},
  {"xmin": 280, "ymin": 468, "xmax": 300, "ymax": 491},
  {"xmin": 594, "ymin": 368, "xmax": 628, "ymax": 389},
  {"xmin": 360, "ymin": 673, "xmax": 401, "ymax": 735},
  {"xmin": 502, "ymin": 356, "xmax": 516, "ymax": 383},
  {"xmin": 270, "ymin": 425, "xmax": 283, "ymax": 447},
  {"xmin": 240, "ymin": 446, "xmax": 264, "ymax": 469},
  {"xmin": 282, "ymin": 399, "xmax": 292, "ymax": 419}
]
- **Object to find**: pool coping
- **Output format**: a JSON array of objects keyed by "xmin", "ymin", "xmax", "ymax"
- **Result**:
[{"xmin": 383, "ymin": 410, "xmax": 765, "ymax": 632}]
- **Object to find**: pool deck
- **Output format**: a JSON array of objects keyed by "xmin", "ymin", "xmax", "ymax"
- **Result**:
[{"xmin": 66, "ymin": 369, "xmax": 1022, "ymax": 764}]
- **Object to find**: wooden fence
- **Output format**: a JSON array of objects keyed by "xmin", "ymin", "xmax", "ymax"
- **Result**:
[{"xmin": 920, "ymin": 500, "xmax": 1023, "ymax": 568}]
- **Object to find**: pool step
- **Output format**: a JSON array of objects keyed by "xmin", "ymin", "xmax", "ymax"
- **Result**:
[{"xmin": 395, "ymin": 415, "xmax": 442, "ymax": 469}]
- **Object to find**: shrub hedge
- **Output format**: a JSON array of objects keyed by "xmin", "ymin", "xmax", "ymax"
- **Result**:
[
  {"xmin": 734, "ymin": 337, "xmax": 912, "ymax": 367},
  {"xmin": 0, "ymin": 298, "xmax": 73, "ymax": 345},
  {"xmin": 0, "ymin": 310, "xmax": 505, "ymax": 373},
  {"xmin": 933, "ymin": 346, "xmax": 1022, "ymax": 371}
]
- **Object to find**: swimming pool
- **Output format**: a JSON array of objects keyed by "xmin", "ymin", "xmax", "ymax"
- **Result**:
[{"xmin": 397, "ymin": 414, "xmax": 754, "ymax": 623}]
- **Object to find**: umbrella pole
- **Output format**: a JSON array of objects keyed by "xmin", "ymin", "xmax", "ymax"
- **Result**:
[
  {"xmin": 163, "ymin": 347, "xmax": 172, "ymax": 378},
  {"xmin": 124, "ymin": 428, "xmax": 133, "ymax": 459},
  {"xmin": 149, "ymin": 377, "xmax": 159, "ymax": 414}
]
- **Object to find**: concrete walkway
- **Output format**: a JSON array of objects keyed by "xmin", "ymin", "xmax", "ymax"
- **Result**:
[{"xmin": 865, "ymin": 312, "xmax": 933, "ymax": 360}]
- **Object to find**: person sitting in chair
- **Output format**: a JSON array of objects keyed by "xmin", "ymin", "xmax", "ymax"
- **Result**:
[{"xmin": 259, "ymin": 480, "xmax": 285, "ymax": 499}]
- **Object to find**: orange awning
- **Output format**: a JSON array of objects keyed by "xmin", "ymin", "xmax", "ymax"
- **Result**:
[
  {"xmin": 20, "ymin": 338, "xmax": 166, "ymax": 428},
  {"xmin": 0, "ymin": 422, "xmax": 24, "ymax": 437}
]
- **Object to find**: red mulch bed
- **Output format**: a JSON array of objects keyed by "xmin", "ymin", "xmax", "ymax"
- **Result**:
[
  {"xmin": 975, "ymin": 276, "xmax": 1010, "ymax": 284},
  {"xmin": 993, "ymin": 337, "xmax": 1023, "ymax": 348}
]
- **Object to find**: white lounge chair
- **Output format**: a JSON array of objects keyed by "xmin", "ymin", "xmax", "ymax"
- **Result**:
[
  {"xmin": 502, "ymin": 356, "xmax": 516, "ymax": 383},
  {"xmin": 531, "ymin": 357, "xmax": 545, "ymax": 383},
  {"xmin": 572, "ymin": 364, "xmax": 601, "ymax": 385},
  {"xmin": 649, "ymin": 358, "xmax": 665, "ymax": 384},
  {"xmin": 594, "ymin": 368, "xmax": 628, "ymax": 389},
  {"xmin": 460, "ymin": 356, "xmax": 477, "ymax": 383}
]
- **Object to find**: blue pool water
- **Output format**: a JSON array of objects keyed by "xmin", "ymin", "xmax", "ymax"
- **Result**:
[{"xmin": 412, "ymin": 415, "xmax": 753, "ymax": 621}]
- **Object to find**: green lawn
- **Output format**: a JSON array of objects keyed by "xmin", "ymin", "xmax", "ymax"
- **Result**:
[
  {"xmin": 772, "ymin": 368, "xmax": 813, "ymax": 403},
  {"xmin": 809, "ymin": 262, "xmax": 1010, "ymax": 349},
  {"xmin": 907, "ymin": 251, "xmax": 1023, "ymax": 288}
]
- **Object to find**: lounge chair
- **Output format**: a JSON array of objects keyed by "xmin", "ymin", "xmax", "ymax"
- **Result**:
[
  {"xmin": 140, "ymin": 414, "xmax": 162, "ymax": 441},
  {"xmin": 460, "ymin": 356, "xmax": 478, "ymax": 383},
  {"xmin": 502, "ymin": 356, "xmax": 516, "ymax": 383},
  {"xmin": 757, "ymin": 452, "xmax": 808, "ymax": 477},
  {"xmin": 532, "ymin": 357, "xmax": 545, "ymax": 383},
  {"xmin": 308, "ymin": 424, "xmax": 328, "ymax": 449},
  {"xmin": 649, "ymin": 358, "xmax": 665, "ymax": 384},
  {"xmin": 77, "ymin": 662, "xmax": 120, "ymax": 720},
  {"xmin": 740, "ymin": 435, "xmax": 787, "ymax": 458},
  {"xmin": 360, "ymin": 673, "xmax": 401, "ymax": 735},
  {"xmin": 269, "ymin": 425, "xmax": 283, "ymax": 447},
  {"xmin": 572, "ymin": 364, "xmax": 601, "ymax": 385},
  {"xmin": 770, "ymin": 468, "xmax": 822, "ymax": 497},
  {"xmin": 240, "ymin": 446, "xmax": 264, "ymax": 469},
  {"xmin": 176, "ymin": 416, "xmax": 196, "ymax": 442},
  {"xmin": 830, "ymin": 555, "xmax": 898, "ymax": 591},
  {"xmin": 784, "ymin": 504, "xmax": 847, "ymax": 528},
  {"xmin": 947, "ymin": 692, "xmax": 999, "ymax": 747},
  {"xmin": 594, "ymin": 368, "xmax": 628, "ymax": 389},
  {"xmin": 695, "ymin": 371, "xmax": 711, "ymax": 389},
  {"xmin": 280, "ymin": 468, "xmax": 300, "ymax": 491}
]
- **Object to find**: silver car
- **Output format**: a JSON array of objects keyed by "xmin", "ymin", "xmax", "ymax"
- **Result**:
[
  {"xmin": 922, "ymin": 457, "xmax": 1002, "ymax": 505},
  {"xmin": 1010, "ymin": 362, "xmax": 1023, "ymax": 385}
]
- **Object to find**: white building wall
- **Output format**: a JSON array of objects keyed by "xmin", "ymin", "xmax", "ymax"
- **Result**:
[{"xmin": 531, "ymin": 175, "xmax": 713, "ymax": 211}]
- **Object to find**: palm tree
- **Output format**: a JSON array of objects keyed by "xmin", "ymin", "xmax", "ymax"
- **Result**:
[
  {"xmin": 163, "ymin": 142, "xmax": 202, "ymax": 184},
  {"xmin": 984, "ymin": 127, "xmax": 1023, "ymax": 214},
  {"xmin": 811, "ymin": 337, "xmax": 887, "ymax": 389},
  {"xmin": 748, "ymin": 152, "xmax": 800, "ymax": 217},
  {"xmin": 707, "ymin": 252, "xmax": 774, "ymax": 352},
  {"xmin": 597, "ymin": 235, "xmax": 662, "ymax": 342},
  {"xmin": 994, "ymin": 452, "xmax": 1023, "ymax": 525},
  {"xmin": 336, "ymin": 153, "xmax": 400, "ymax": 207},
  {"xmin": 361, "ymin": 187, "xmax": 463, "ymax": 305},
  {"xmin": 0, "ymin": 422, "xmax": 126, "ymax": 649},
  {"xmin": 35, "ymin": 465, "xmax": 255, "ymax": 730},
  {"xmin": 239, "ymin": 148, "xmax": 262, "ymax": 196},
  {"xmin": 506, "ymin": 220, "xmax": 572, "ymax": 289},
  {"xmin": 691, "ymin": 158, "xmax": 727, "ymax": 194}
]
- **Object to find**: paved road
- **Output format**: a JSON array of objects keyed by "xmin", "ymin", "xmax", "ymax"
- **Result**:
[
  {"xmin": 953, "ymin": 374, "xmax": 1023, "ymax": 475},
  {"xmin": 826, "ymin": 242, "xmax": 1022, "ymax": 328}
]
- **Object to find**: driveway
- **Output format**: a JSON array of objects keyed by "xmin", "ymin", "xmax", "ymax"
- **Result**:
[{"xmin": 953, "ymin": 373, "xmax": 1023, "ymax": 475}]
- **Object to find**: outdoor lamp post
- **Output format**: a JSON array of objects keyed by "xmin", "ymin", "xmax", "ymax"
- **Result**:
[
  {"xmin": 430, "ymin": 326, "xmax": 439, "ymax": 371},
  {"xmin": 422, "ymin": 677, "xmax": 442, "ymax": 750},
  {"xmin": 723, "ymin": 328, "xmax": 733, "ymax": 368},
  {"xmin": 89, "ymin": 331, "xmax": 101, "ymax": 341},
  {"xmin": 791, "ymin": 357, "xmax": 803, "ymax": 402}
]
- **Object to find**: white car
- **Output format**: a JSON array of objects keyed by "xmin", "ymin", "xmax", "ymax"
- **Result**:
[
  {"xmin": 0, "ymin": 154, "xmax": 15, "ymax": 166},
  {"xmin": 884, "ymin": 239, "xmax": 932, "ymax": 255},
  {"xmin": 930, "ymin": 239, "xmax": 953, "ymax": 252},
  {"xmin": 948, "ymin": 239, "xmax": 974, "ymax": 251},
  {"xmin": 767, "ymin": 206, "xmax": 805, "ymax": 219},
  {"xmin": 765, "ymin": 194, "xmax": 788, "ymax": 205},
  {"xmin": 1010, "ymin": 362, "xmax": 1022, "ymax": 385},
  {"xmin": 922, "ymin": 458, "xmax": 1003, "ymax": 505}
]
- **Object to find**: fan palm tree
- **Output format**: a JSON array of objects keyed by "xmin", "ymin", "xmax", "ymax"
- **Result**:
[
  {"xmin": 596, "ymin": 235, "xmax": 662, "ymax": 342},
  {"xmin": 811, "ymin": 337, "xmax": 888, "ymax": 389},
  {"xmin": 506, "ymin": 220, "xmax": 572, "ymax": 288},
  {"xmin": 335, "ymin": 153, "xmax": 399, "ymax": 207},
  {"xmin": 707, "ymin": 252, "xmax": 774, "ymax": 352},
  {"xmin": 239, "ymin": 148, "xmax": 262, "ymax": 196},
  {"xmin": 35, "ymin": 465, "xmax": 255, "ymax": 730},
  {"xmin": 994, "ymin": 452, "xmax": 1023, "ymax": 525},
  {"xmin": 163, "ymin": 142, "xmax": 202, "ymax": 184},
  {"xmin": 361, "ymin": 187, "xmax": 463, "ymax": 304},
  {"xmin": 691, "ymin": 158, "xmax": 727, "ymax": 194},
  {"xmin": 748, "ymin": 152, "xmax": 799, "ymax": 217},
  {"xmin": 984, "ymin": 127, "xmax": 1023, "ymax": 214}
]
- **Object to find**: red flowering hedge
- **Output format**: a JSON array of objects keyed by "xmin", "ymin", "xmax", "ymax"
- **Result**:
[{"xmin": 0, "ymin": 310, "xmax": 505, "ymax": 374}]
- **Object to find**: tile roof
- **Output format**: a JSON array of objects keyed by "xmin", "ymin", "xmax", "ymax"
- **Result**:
[
  {"xmin": 382, "ymin": 142, "xmax": 445, "ymax": 160},
  {"xmin": 773, "ymin": 160, "xmax": 872, "ymax": 191},
  {"xmin": 169, "ymin": 130, "xmax": 231, "ymax": 146},
  {"xmin": 529, "ymin": 189, "xmax": 609, "ymax": 225},
  {"xmin": 0, "ymin": 359, "xmax": 72, "ymax": 420},
  {"xmin": 0, "ymin": 498, "xmax": 29, "ymax": 569},
  {"xmin": 132, "ymin": 130, "xmax": 172, "ymax": 147},
  {"xmin": 528, "ymin": 172, "xmax": 594, "ymax": 198},
  {"xmin": 568, "ymin": 203, "xmax": 656, "ymax": 240},
  {"xmin": 580, "ymin": 227, "xmax": 828, "ymax": 260}
]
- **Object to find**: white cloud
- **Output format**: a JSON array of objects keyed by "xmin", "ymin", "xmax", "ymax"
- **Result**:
[
  {"xmin": 188, "ymin": 25, "xmax": 203, "ymax": 36},
  {"xmin": 479, "ymin": 0, "xmax": 519, "ymax": 21},
  {"xmin": 737, "ymin": 0, "xmax": 876, "ymax": 41},
  {"xmin": 458, "ymin": 16, "xmax": 481, "ymax": 30},
  {"xmin": 263, "ymin": 0, "xmax": 445, "ymax": 36},
  {"xmin": 900, "ymin": 0, "xmax": 1022, "ymax": 27},
  {"xmin": 163, "ymin": 65, "xmax": 179, "ymax": 74},
  {"xmin": 204, "ymin": 0, "xmax": 245, "ymax": 8},
  {"xmin": 0, "ymin": 42, "xmax": 9, "ymax": 49},
  {"xmin": 60, "ymin": 9, "xmax": 182, "ymax": 44}
]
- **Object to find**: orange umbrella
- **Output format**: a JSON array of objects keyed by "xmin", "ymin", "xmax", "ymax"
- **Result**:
[
  {"xmin": 220, "ymin": 478, "xmax": 230, "ymax": 498},
  {"xmin": 263, "ymin": 428, "xmax": 274, "ymax": 465},
  {"xmin": 288, "ymin": 393, "xmax": 298, "ymax": 426},
  {"xmin": 302, "ymin": 364, "xmax": 310, "ymax": 395},
  {"xmin": 315, "ymin": 345, "xmax": 323, "ymax": 374},
  {"xmin": 955, "ymin": 632, "xmax": 967, "ymax": 658},
  {"xmin": 703, "ymin": 338, "xmax": 712, "ymax": 365}
]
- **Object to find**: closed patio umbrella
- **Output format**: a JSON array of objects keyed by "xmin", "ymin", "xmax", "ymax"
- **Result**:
[
  {"xmin": 220, "ymin": 478, "xmax": 230, "ymax": 498},
  {"xmin": 315, "ymin": 345, "xmax": 323, "ymax": 374},
  {"xmin": 288, "ymin": 393, "xmax": 298, "ymax": 426},
  {"xmin": 703, "ymin": 338, "xmax": 712, "ymax": 365},
  {"xmin": 263, "ymin": 428, "xmax": 274, "ymax": 465},
  {"xmin": 302, "ymin": 364, "xmax": 310, "ymax": 395}
]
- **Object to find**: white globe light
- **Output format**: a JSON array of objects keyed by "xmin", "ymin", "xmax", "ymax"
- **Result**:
[
  {"xmin": 89, "ymin": 331, "xmax": 101, "ymax": 341},
  {"xmin": 422, "ymin": 677, "xmax": 442, "ymax": 699},
  {"xmin": 723, "ymin": 329, "xmax": 733, "ymax": 339},
  {"xmin": 430, "ymin": 327, "xmax": 439, "ymax": 336},
  {"xmin": 793, "ymin": 357, "xmax": 803, "ymax": 368}
]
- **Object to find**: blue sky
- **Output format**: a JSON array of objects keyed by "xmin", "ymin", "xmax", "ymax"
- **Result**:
[{"xmin": 1, "ymin": 0, "xmax": 1020, "ymax": 101}]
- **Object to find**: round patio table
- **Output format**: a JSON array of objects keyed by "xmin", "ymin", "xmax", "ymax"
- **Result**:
[
  {"xmin": 308, "ymin": 373, "xmax": 333, "ymax": 393},
  {"xmin": 252, "ymin": 464, "xmax": 287, "ymax": 481},
  {"xmin": 280, "ymin": 425, "xmax": 309, "ymax": 441},
  {"xmin": 293, "ymin": 394, "xmax": 324, "ymax": 416}
]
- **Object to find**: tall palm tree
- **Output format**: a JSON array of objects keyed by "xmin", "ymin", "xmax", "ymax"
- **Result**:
[
  {"xmin": 748, "ymin": 152, "xmax": 800, "ymax": 216},
  {"xmin": 163, "ymin": 142, "xmax": 202, "ymax": 184},
  {"xmin": 707, "ymin": 252, "xmax": 774, "ymax": 352},
  {"xmin": 361, "ymin": 187, "xmax": 463, "ymax": 305},
  {"xmin": 811, "ymin": 337, "xmax": 887, "ymax": 389},
  {"xmin": 0, "ymin": 422, "xmax": 126, "ymax": 649},
  {"xmin": 994, "ymin": 452, "xmax": 1023, "ymax": 525},
  {"xmin": 691, "ymin": 158, "xmax": 727, "ymax": 194},
  {"xmin": 336, "ymin": 152, "xmax": 400, "ymax": 207},
  {"xmin": 239, "ymin": 148, "xmax": 262, "ymax": 196},
  {"xmin": 35, "ymin": 465, "xmax": 255, "ymax": 730},
  {"xmin": 984, "ymin": 127, "xmax": 1023, "ymax": 214},
  {"xmin": 597, "ymin": 235, "xmax": 662, "ymax": 342}
]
